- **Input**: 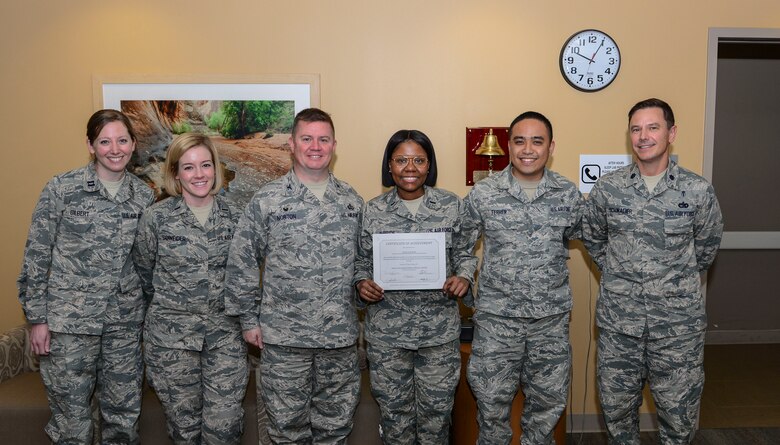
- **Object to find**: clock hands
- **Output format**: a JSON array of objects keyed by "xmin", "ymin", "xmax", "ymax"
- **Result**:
[
  {"xmin": 574, "ymin": 51, "xmax": 595, "ymax": 64},
  {"xmin": 590, "ymin": 40, "xmax": 605, "ymax": 63},
  {"xmin": 560, "ymin": 30, "xmax": 619, "ymax": 91}
]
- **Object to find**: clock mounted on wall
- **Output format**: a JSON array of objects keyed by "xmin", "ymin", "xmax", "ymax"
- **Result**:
[{"xmin": 560, "ymin": 29, "xmax": 621, "ymax": 92}]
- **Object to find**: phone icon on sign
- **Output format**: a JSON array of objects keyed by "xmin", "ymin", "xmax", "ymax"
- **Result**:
[{"xmin": 582, "ymin": 164, "xmax": 600, "ymax": 183}]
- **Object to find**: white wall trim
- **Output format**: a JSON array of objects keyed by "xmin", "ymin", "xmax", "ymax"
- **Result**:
[
  {"xmin": 706, "ymin": 329, "xmax": 780, "ymax": 344},
  {"xmin": 720, "ymin": 231, "xmax": 780, "ymax": 249}
]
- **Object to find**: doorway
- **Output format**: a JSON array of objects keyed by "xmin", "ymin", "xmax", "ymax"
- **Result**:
[{"xmin": 701, "ymin": 27, "xmax": 780, "ymax": 428}]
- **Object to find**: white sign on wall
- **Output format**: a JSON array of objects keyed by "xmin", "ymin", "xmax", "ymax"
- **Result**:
[
  {"xmin": 579, "ymin": 155, "xmax": 632, "ymax": 193},
  {"xmin": 579, "ymin": 154, "xmax": 678, "ymax": 193}
]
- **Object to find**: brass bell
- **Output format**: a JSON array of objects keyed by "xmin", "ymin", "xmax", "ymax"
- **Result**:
[{"xmin": 475, "ymin": 129, "xmax": 505, "ymax": 157}]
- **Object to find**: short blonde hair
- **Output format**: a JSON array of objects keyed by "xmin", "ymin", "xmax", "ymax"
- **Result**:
[{"xmin": 162, "ymin": 133, "xmax": 224, "ymax": 196}]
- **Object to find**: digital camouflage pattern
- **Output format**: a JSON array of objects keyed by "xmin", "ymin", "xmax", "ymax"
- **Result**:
[
  {"xmin": 354, "ymin": 187, "xmax": 476, "ymax": 443},
  {"xmin": 583, "ymin": 160, "xmax": 724, "ymax": 339},
  {"xmin": 462, "ymin": 166, "xmax": 584, "ymax": 318},
  {"xmin": 18, "ymin": 163, "xmax": 154, "ymax": 332},
  {"xmin": 224, "ymin": 170, "xmax": 363, "ymax": 348},
  {"xmin": 597, "ymin": 329, "xmax": 705, "ymax": 445},
  {"xmin": 133, "ymin": 195, "xmax": 243, "ymax": 351},
  {"xmin": 18, "ymin": 163, "xmax": 154, "ymax": 444},
  {"xmin": 467, "ymin": 311, "xmax": 570, "ymax": 445},
  {"xmin": 41, "ymin": 328, "xmax": 144, "ymax": 445},
  {"xmin": 462, "ymin": 166, "xmax": 582, "ymax": 445},
  {"xmin": 260, "ymin": 344, "xmax": 360, "ymax": 444},
  {"xmin": 224, "ymin": 169, "xmax": 363, "ymax": 441},
  {"xmin": 144, "ymin": 340, "xmax": 248, "ymax": 445},
  {"xmin": 584, "ymin": 160, "xmax": 722, "ymax": 444},
  {"xmin": 133, "ymin": 194, "xmax": 248, "ymax": 444},
  {"xmin": 354, "ymin": 186, "xmax": 477, "ymax": 349},
  {"xmin": 367, "ymin": 339, "xmax": 460, "ymax": 444}
]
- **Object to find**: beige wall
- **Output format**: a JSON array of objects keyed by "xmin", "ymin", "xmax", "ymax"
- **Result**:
[{"xmin": 2, "ymin": 0, "xmax": 779, "ymax": 417}]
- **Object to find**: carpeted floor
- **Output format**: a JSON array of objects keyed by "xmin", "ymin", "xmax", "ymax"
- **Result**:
[
  {"xmin": 700, "ymin": 344, "xmax": 780, "ymax": 429},
  {"xmin": 566, "ymin": 428, "xmax": 780, "ymax": 444}
]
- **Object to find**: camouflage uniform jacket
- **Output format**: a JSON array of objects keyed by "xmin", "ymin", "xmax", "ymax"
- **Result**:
[
  {"xmin": 583, "ymin": 160, "xmax": 723, "ymax": 339},
  {"xmin": 133, "ymin": 195, "xmax": 242, "ymax": 351},
  {"xmin": 224, "ymin": 170, "xmax": 364, "ymax": 349},
  {"xmin": 18, "ymin": 163, "xmax": 154, "ymax": 334},
  {"xmin": 354, "ymin": 186, "xmax": 478, "ymax": 349},
  {"xmin": 463, "ymin": 166, "xmax": 583, "ymax": 318}
]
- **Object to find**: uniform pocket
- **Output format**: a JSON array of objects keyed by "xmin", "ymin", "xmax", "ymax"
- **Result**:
[
  {"xmin": 607, "ymin": 212, "xmax": 636, "ymax": 232},
  {"xmin": 61, "ymin": 216, "xmax": 93, "ymax": 233},
  {"xmin": 664, "ymin": 216, "xmax": 694, "ymax": 250},
  {"xmin": 119, "ymin": 272, "xmax": 141, "ymax": 293}
]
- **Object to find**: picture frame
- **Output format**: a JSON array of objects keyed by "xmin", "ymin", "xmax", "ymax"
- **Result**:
[
  {"xmin": 92, "ymin": 74, "xmax": 320, "ymax": 206},
  {"xmin": 93, "ymin": 73, "xmax": 319, "ymax": 112}
]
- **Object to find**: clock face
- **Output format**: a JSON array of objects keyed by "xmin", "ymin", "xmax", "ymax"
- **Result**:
[{"xmin": 560, "ymin": 29, "xmax": 621, "ymax": 92}]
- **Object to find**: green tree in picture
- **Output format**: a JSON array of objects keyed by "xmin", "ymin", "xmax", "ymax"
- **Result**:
[{"xmin": 218, "ymin": 100, "xmax": 294, "ymax": 139}]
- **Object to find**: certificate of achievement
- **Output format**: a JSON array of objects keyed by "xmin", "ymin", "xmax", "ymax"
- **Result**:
[{"xmin": 372, "ymin": 232, "xmax": 446, "ymax": 290}]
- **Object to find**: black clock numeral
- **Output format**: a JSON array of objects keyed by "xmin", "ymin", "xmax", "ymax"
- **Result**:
[{"xmin": 561, "ymin": 30, "xmax": 620, "ymax": 90}]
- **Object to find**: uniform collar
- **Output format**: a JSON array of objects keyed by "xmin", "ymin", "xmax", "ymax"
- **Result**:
[
  {"xmin": 282, "ymin": 169, "xmax": 339, "ymax": 203},
  {"xmin": 384, "ymin": 185, "xmax": 441, "ymax": 215},
  {"xmin": 169, "ymin": 196, "xmax": 190, "ymax": 216},
  {"xmin": 627, "ymin": 158, "xmax": 681, "ymax": 192},
  {"xmin": 169, "ymin": 194, "xmax": 230, "ymax": 226},
  {"xmin": 496, "ymin": 166, "xmax": 561, "ymax": 202},
  {"xmin": 82, "ymin": 162, "xmax": 132, "ymax": 202}
]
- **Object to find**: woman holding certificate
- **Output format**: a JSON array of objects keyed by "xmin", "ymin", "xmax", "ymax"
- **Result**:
[{"xmin": 354, "ymin": 129, "xmax": 477, "ymax": 444}]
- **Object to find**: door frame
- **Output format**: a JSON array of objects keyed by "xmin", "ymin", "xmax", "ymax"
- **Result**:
[{"xmin": 704, "ymin": 27, "xmax": 780, "ymax": 250}]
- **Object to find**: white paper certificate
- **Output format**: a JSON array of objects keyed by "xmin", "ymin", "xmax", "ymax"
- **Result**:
[{"xmin": 372, "ymin": 232, "xmax": 446, "ymax": 290}]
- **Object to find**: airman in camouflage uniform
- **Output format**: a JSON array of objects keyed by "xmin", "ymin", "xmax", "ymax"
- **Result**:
[
  {"xmin": 224, "ymin": 108, "xmax": 363, "ymax": 444},
  {"xmin": 133, "ymin": 133, "xmax": 248, "ymax": 445},
  {"xmin": 583, "ymin": 98, "xmax": 723, "ymax": 444},
  {"xmin": 462, "ymin": 112, "xmax": 583, "ymax": 445},
  {"xmin": 17, "ymin": 110, "xmax": 154, "ymax": 444},
  {"xmin": 354, "ymin": 130, "xmax": 478, "ymax": 444}
]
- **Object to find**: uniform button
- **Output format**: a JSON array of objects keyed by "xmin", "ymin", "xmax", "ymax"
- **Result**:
[
  {"xmin": 630, "ymin": 173, "xmax": 636, "ymax": 179},
  {"xmin": 669, "ymin": 175, "xmax": 675, "ymax": 180}
]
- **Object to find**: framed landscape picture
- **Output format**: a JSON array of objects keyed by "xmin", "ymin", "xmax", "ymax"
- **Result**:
[{"xmin": 94, "ymin": 74, "xmax": 319, "ymax": 207}]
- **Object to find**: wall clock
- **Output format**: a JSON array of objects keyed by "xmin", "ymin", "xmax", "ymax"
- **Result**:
[{"xmin": 559, "ymin": 29, "xmax": 621, "ymax": 92}]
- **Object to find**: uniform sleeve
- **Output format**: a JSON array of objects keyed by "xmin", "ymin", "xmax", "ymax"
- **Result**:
[
  {"xmin": 583, "ymin": 183, "xmax": 608, "ymax": 271},
  {"xmin": 132, "ymin": 211, "xmax": 158, "ymax": 301},
  {"xmin": 17, "ymin": 179, "xmax": 63, "ymax": 324},
  {"xmin": 565, "ymin": 190, "xmax": 585, "ymax": 242},
  {"xmin": 353, "ymin": 203, "xmax": 373, "ymax": 285},
  {"xmin": 224, "ymin": 197, "xmax": 267, "ymax": 330},
  {"xmin": 454, "ymin": 190, "xmax": 485, "ymax": 307},
  {"xmin": 694, "ymin": 185, "xmax": 724, "ymax": 271},
  {"xmin": 451, "ymin": 196, "xmax": 479, "ymax": 283},
  {"xmin": 352, "ymin": 202, "xmax": 373, "ymax": 309}
]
